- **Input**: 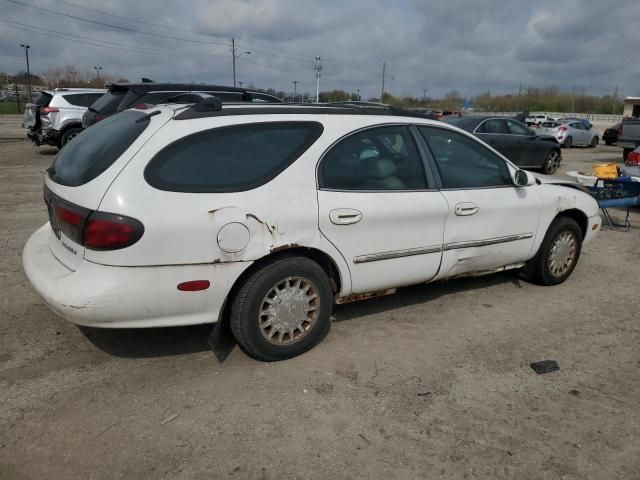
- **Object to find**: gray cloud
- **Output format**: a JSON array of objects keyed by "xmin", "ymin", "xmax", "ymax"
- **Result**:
[{"xmin": 0, "ymin": 0, "xmax": 637, "ymax": 98}]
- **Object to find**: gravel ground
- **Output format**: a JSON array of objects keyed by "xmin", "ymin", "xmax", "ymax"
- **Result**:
[{"xmin": 1, "ymin": 114, "xmax": 639, "ymax": 480}]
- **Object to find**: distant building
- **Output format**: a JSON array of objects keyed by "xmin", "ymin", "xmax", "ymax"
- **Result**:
[{"xmin": 623, "ymin": 97, "xmax": 640, "ymax": 118}]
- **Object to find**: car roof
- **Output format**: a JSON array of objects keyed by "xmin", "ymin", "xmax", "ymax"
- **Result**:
[
  {"xmin": 108, "ymin": 82, "xmax": 278, "ymax": 97},
  {"xmin": 169, "ymin": 102, "xmax": 446, "ymax": 121}
]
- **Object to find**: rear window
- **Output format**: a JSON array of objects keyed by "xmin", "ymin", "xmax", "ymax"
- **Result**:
[
  {"xmin": 542, "ymin": 122, "xmax": 559, "ymax": 128},
  {"xmin": 50, "ymin": 110, "xmax": 151, "ymax": 187},
  {"xmin": 90, "ymin": 89, "xmax": 125, "ymax": 114},
  {"xmin": 34, "ymin": 92, "xmax": 52, "ymax": 107},
  {"xmin": 145, "ymin": 122, "xmax": 323, "ymax": 192}
]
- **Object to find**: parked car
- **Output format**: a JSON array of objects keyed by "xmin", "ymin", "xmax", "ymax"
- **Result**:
[
  {"xmin": 430, "ymin": 110, "xmax": 461, "ymax": 120},
  {"xmin": 443, "ymin": 116, "xmax": 562, "ymax": 174},
  {"xmin": 23, "ymin": 100, "xmax": 601, "ymax": 361},
  {"xmin": 22, "ymin": 88, "xmax": 106, "ymax": 148},
  {"xmin": 525, "ymin": 114, "xmax": 554, "ymax": 126},
  {"xmin": 539, "ymin": 120, "xmax": 599, "ymax": 148},
  {"xmin": 602, "ymin": 122, "xmax": 621, "ymax": 146},
  {"xmin": 622, "ymin": 145, "xmax": 640, "ymax": 177},
  {"xmin": 83, "ymin": 82, "xmax": 284, "ymax": 127},
  {"xmin": 616, "ymin": 118, "xmax": 640, "ymax": 161}
]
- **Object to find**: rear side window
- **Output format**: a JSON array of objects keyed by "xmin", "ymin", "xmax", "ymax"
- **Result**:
[
  {"xmin": 476, "ymin": 119, "xmax": 507, "ymax": 134},
  {"xmin": 145, "ymin": 122, "xmax": 323, "ymax": 192},
  {"xmin": 90, "ymin": 90, "xmax": 125, "ymax": 114},
  {"xmin": 63, "ymin": 93, "xmax": 103, "ymax": 107},
  {"xmin": 50, "ymin": 110, "xmax": 151, "ymax": 187}
]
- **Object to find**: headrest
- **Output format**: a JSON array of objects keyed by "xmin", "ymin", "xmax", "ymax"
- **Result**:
[{"xmin": 366, "ymin": 158, "xmax": 397, "ymax": 179}]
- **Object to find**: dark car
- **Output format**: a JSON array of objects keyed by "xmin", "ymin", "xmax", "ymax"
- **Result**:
[
  {"xmin": 83, "ymin": 83, "xmax": 284, "ymax": 128},
  {"xmin": 444, "ymin": 116, "xmax": 562, "ymax": 174},
  {"xmin": 602, "ymin": 122, "xmax": 620, "ymax": 146}
]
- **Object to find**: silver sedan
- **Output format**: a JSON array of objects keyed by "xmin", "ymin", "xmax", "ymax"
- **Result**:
[{"xmin": 540, "ymin": 120, "xmax": 599, "ymax": 148}]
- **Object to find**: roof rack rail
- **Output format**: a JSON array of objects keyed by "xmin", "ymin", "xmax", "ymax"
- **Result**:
[{"xmin": 174, "ymin": 99, "xmax": 440, "ymax": 121}]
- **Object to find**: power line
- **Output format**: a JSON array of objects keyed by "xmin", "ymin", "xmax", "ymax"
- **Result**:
[
  {"xmin": 2, "ymin": 0, "xmax": 231, "ymax": 48},
  {"xmin": 0, "ymin": 18, "xmax": 232, "ymax": 60}
]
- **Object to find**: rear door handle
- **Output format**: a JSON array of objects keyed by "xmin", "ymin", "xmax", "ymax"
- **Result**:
[
  {"xmin": 329, "ymin": 208, "xmax": 363, "ymax": 225},
  {"xmin": 455, "ymin": 202, "xmax": 479, "ymax": 216}
]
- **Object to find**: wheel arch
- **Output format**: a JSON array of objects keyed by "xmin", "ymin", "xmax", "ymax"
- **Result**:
[
  {"xmin": 217, "ymin": 246, "xmax": 344, "ymax": 324},
  {"xmin": 557, "ymin": 208, "xmax": 587, "ymax": 240}
]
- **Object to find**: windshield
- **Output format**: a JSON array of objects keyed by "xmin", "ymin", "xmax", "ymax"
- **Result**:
[{"xmin": 50, "ymin": 110, "xmax": 150, "ymax": 187}]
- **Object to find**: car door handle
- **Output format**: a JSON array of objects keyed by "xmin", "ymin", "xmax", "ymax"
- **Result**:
[
  {"xmin": 329, "ymin": 208, "xmax": 363, "ymax": 225},
  {"xmin": 455, "ymin": 202, "xmax": 479, "ymax": 216}
]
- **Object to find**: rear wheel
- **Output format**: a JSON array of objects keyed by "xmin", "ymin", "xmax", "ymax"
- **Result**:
[
  {"xmin": 563, "ymin": 136, "xmax": 573, "ymax": 149},
  {"xmin": 230, "ymin": 256, "xmax": 333, "ymax": 361},
  {"xmin": 590, "ymin": 137, "xmax": 599, "ymax": 148},
  {"xmin": 522, "ymin": 216, "xmax": 583, "ymax": 286},
  {"xmin": 59, "ymin": 127, "xmax": 83, "ymax": 148},
  {"xmin": 542, "ymin": 150, "xmax": 561, "ymax": 174},
  {"xmin": 605, "ymin": 140, "xmax": 613, "ymax": 146}
]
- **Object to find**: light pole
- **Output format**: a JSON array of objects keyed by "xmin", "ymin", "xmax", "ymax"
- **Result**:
[
  {"xmin": 314, "ymin": 56, "xmax": 322, "ymax": 103},
  {"xmin": 380, "ymin": 62, "xmax": 386, "ymax": 102},
  {"xmin": 70, "ymin": 70, "xmax": 77, "ymax": 86},
  {"xmin": 422, "ymin": 88, "xmax": 428, "ymax": 103},
  {"xmin": 230, "ymin": 38, "xmax": 250, "ymax": 88},
  {"xmin": 93, "ymin": 66, "xmax": 102, "ymax": 86},
  {"xmin": 19, "ymin": 44, "xmax": 31, "ymax": 99},
  {"xmin": 238, "ymin": 81, "xmax": 243, "ymax": 88},
  {"xmin": 292, "ymin": 80, "xmax": 299, "ymax": 102}
]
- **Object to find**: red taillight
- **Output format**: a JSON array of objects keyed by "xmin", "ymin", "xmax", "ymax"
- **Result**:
[
  {"xmin": 558, "ymin": 126, "xmax": 567, "ymax": 132},
  {"xmin": 40, "ymin": 106, "xmax": 59, "ymax": 115},
  {"xmin": 626, "ymin": 151, "xmax": 640, "ymax": 166},
  {"xmin": 177, "ymin": 280, "xmax": 210, "ymax": 292},
  {"xmin": 54, "ymin": 205, "xmax": 86, "ymax": 243},
  {"xmin": 83, "ymin": 212, "xmax": 144, "ymax": 250}
]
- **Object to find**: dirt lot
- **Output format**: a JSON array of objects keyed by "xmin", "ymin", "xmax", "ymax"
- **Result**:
[{"xmin": 1, "ymin": 114, "xmax": 639, "ymax": 480}]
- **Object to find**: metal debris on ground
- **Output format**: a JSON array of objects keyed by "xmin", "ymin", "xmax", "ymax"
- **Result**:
[{"xmin": 530, "ymin": 360, "xmax": 560, "ymax": 374}]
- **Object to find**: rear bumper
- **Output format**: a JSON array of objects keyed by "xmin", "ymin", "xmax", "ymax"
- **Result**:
[
  {"xmin": 26, "ymin": 128, "xmax": 60, "ymax": 147},
  {"xmin": 23, "ymin": 224, "xmax": 251, "ymax": 328}
]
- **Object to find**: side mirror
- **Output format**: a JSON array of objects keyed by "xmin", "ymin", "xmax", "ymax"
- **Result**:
[{"xmin": 514, "ymin": 169, "xmax": 535, "ymax": 186}]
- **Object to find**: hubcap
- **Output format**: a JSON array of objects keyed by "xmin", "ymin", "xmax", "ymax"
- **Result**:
[
  {"xmin": 259, "ymin": 276, "xmax": 319, "ymax": 345},
  {"xmin": 548, "ymin": 231, "xmax": 577, "ymax": 277},
  {"xmin": 546, "ymin": 151, "xmax": 559, "ymax": 171}
]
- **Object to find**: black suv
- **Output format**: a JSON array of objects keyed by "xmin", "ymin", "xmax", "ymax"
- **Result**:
[{"xmin": 83, "ymin": 82, "xmax": 284, "ymax": 128}]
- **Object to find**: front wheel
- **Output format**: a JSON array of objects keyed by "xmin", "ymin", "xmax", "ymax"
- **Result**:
[
  {"xmin": 542, "ymin": 150, "xmax": 561, "ymax": 174},
  {"xmin": 522, "ymin": 216, "xmax": 583, "ymax": 286},
  {"xmin": 590, "ymin": 137, "xmax": 599, "ymax": 148},
  {"xmin": 230, "ymin": 256, "xmax": 333, "ymax": 361}
]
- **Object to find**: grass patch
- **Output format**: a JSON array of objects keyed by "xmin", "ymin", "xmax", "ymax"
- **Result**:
[{"xmin": 0, "ymin": 102, "xmax": 22, "ymax": 114}]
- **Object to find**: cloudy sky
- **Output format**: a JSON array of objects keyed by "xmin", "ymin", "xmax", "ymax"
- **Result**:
[{"xmin": 0, "ymin": 0, "xmax": 638, "ymax": 99}]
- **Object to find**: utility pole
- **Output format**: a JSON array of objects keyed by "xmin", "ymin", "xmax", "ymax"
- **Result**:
[
  {"xmin": 356, "ymin": 89, "xmax": 361, "ymax": 101},
  {"xmin": 380, "ymin": 62, "xmax": 386, "ymax": 102},
  {"xmin": 238, "ymin": 81, "xmax": 243, "ymax": 88},
  {"xmin": 70, "ymin": 70, "xmax": 77, "ymax": 86},
  {"xmin": 571, "ymin": 86, "xmax": 576, "ymax": 114},
  {"xmin": 19, "ymin": 44, "xmax": 31, "ymax": 99},
  {"xmin": 230, "ymin": 38, "xmax": 251, "ymax": 88},
  {"xmin": 422, "ymin": 88, "xmax": 428, "ymax": 103},
  {"xmin": 292, "ymin": 80, "xmax": 299, "ymax": 102},
  {"xmin": 15, "ymin": 84, "xmax": 21, "ymax": 112},
  {"xmin": 93, "ymin": 66, "xmax": 102, "ymax": 86},
  {"xmin": 314, "ymin": 56, "xmax": 322, "ymax": 103},
  {"xmin": 612, "ymin": 85, "xmax": 618, "ymax": 114},
  {"xmin": 517, "ymin": 83, "xmax": 522, "ymax": 111}
]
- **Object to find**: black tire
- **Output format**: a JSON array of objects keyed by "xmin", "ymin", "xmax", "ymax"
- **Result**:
[
  {"xmin": 542, "ymin": 149, "xmax": 561, "ymax": 174},
  {"xmin": 605, "ymin": 141, "xmax": 613, "ymax": 146},
  {"xmin": 563, "ymin": 136, "xmax": 573, "ymax": 149},
  {"xmin": 522, "ymin": 216, "xmax": 583, "ymax": 286},
  {"xmin": 623, "ymin": 148, "xmax": 632, "ymax": 162},
  {"xmin": 230, "ymin": 256, "xmax": 333, "ymax": 361},
  {"xmin": 590, "ymin": 137, "xmax": 599, "ymax": 148},
  {"xmin": 59, "ymin": 127, "xmax": 83, "ymax": 148}
]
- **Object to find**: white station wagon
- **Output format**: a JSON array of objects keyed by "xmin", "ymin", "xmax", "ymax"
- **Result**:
[{"xmin": 23, "ymin": 99, "xmax": 601, "ymax": 361}]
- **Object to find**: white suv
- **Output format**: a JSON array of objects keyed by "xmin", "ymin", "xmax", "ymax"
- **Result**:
[
  {"xmin": 23, "ymin": 100, "xmax": 601, "ymax": 361},
  {"xmin": 23, "ymin": 88, "xmax": 106, "ymax": 148}
]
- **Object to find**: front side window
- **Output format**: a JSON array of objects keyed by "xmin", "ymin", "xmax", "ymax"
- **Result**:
[
  {"xmin": 505, "ymin": 119, "xmax": 531, "ymax": 135},
  {"xmin": 145, "ymin": 122, "xmax": 323, "ymax": 192},
  {"xmin": 418, "ymin": 126, "xmax": 512, "ymax": 189},
  {"xmin": 319, "ymin": 126, "xmax": 427, "ymax": 191}
]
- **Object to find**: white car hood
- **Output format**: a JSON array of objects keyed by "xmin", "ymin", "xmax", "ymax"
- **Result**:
[{"xmin": 533, "ymin": 172, "xmax": 577, "ymax": 187}]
